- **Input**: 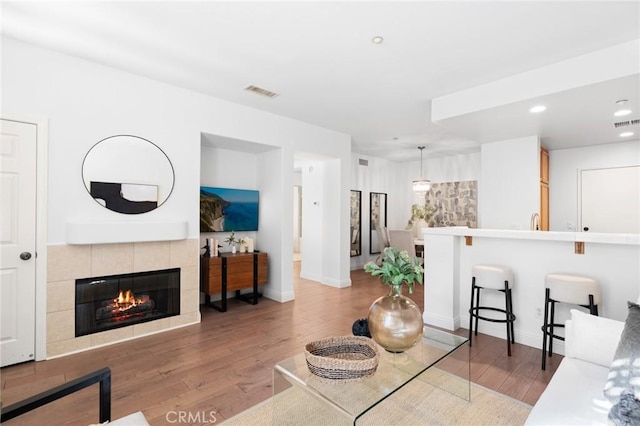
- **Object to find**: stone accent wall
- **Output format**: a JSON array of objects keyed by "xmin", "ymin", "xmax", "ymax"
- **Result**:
[
  {"xmin": 426, "ymin": 180, "xmax": 478, "ymax": 228},
  {"xmin": 46, "ymin": 239, "xmax": 200, "ymax": 358}
]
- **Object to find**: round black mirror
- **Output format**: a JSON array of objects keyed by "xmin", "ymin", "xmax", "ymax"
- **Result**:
[{"xmin": 82, "ymin": 135, "xmax": 174, "ymax": 214}]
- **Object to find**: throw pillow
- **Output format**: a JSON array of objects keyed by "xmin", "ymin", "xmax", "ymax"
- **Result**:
[
  {"xmin": 604, "ymin": 302, "xmax": 640, "ymax": 403},
  {"xmin": 565, "ymin": 309, "xmax": 625, "ymax": 367},
  {"xmin": 608, "ymin": 390, "xmax": 640, "ymax": 426}
]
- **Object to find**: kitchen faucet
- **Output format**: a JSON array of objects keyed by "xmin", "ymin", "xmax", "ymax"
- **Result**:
[{"xmin": 530, "ymin": 213, "xmax": 540, "ymax": 231}]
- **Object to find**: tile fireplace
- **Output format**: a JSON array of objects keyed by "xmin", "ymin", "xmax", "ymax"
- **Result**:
[
  {"xmin": 75, "ymin": 268, "xmax": 180, "ymax": 337},
  {"xmin": 47, "ymin": 240, "xmax": 200, "ymax": 358}
]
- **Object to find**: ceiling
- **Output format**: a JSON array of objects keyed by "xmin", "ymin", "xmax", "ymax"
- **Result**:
[{"xmin": 2, "ymin": 1, "xmax": 639, "ymax": 161}]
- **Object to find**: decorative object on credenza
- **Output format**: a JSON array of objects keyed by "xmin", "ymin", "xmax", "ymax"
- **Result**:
[
  {"xmin": 304, "ymin": 336, "xmax": 379, "ymax": 381},
  {"xmin": 224, "ymin": 231, "xmax": 238, "ymax": 254},
  {"xmin": 244, "ymin": 237, "xmax": 254, "ymax": 253},
  {"xmin": 364, "ymin": 247, "xmax": 424, "ymax": 353},
  {"xmin": 352, "ymin": 318, "xmax": 371, "ymax": 338},
  {"xmin": 237, "ymin": 237, "xmax": 247, "ymax": 253},
  {"xmin": 203, "ymin": 238, "xmax": 221, "ymax": 257}
]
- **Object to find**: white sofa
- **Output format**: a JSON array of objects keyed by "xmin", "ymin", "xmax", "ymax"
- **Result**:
[
  {"xmin": 107, "ymin": 411, "xmax": 150, "ymax": 425},
  {"xmin": 526, "ymin": 310, "xmax": 625, "ymax": 425}
]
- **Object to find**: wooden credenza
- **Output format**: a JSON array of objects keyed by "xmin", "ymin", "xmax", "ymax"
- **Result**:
[{"xmin": 201, "ymin": 251, "xmax": 268, "ymax": 312}]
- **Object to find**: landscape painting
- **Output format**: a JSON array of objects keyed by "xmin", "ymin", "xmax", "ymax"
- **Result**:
[{"xmin": 200, "ymin": 186, "xmax": 259, "ymax": 232}]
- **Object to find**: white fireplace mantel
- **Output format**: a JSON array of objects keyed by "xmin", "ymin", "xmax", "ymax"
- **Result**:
[{"xmin": 66, "ymin": 220, "xmax": 188, "ymax": 245}]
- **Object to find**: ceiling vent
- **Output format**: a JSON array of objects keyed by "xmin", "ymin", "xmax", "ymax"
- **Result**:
[
  {"xmin": 614, "ymin": 119, "xmax": 640, "ymax": 128},
  {"xmin": 358, "ymin": 159, "xmax": 369, "ymax": 166},
  {"xmin": 243, "ymin": 85, "xmax": 279, "ymax": 98}
]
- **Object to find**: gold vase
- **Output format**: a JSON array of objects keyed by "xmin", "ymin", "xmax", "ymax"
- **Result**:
[{"xmin": 367, "ymin": 284, "xmax": 424, "ymax": 353}]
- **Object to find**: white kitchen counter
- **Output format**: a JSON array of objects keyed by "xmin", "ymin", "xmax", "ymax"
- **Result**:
[
  {"xmin": 423, "ymin": 227, "xmax": 640, "ymax": 245},
  {"xmin": 421, "ymin": 227, "xmax": 640, "ymax": 353}
]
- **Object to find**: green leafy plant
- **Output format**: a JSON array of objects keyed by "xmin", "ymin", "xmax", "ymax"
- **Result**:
[
  {"xmin": 407, "ymin": 203, "xmax": 434, "ymax": 228},
  {"xmin": 364, "ymin": 247, "xmax": 424, "ymax": 293},
  {"xmin": 224, "ymin": 230, "xmax": 237, "ymax": 246}
]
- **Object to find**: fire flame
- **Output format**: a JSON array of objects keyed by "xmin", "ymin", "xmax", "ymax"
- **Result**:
[{"xmin": 112, "ymin": 290, "xmax": 145, "ymax": 313}]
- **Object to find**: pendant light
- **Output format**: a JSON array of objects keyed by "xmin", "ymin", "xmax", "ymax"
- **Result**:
[{"xmin": 412, "ymin": 146, "xmax": 431, "ymax": 192}]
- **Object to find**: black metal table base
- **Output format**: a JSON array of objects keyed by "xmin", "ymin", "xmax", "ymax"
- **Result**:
[{"xmin": 205, "ymin": 292, "xmax": 263, "ymax": 312}]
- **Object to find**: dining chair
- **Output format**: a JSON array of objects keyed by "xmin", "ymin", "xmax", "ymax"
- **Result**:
[{"xmin": 388, "ymin": 229, "xmax": 417, "ymax": 259}]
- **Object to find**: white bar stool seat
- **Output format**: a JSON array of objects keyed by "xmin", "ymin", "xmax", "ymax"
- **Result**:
[
  {"xmin": 541, "ymin": 272, "xmax": 601, "ymax": 370},
  {"xmin": 469, "ymin": 265, "xmax": 516, "ymax": 356}
]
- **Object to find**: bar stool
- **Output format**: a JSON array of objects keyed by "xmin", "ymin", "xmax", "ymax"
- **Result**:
[
  {"xmin": 469, "ymin": 265, "xmax": 516, "ymax": 356},
  {"xmin": 541, "ymin": 273, "xmax": 601, "ymax": 370}
]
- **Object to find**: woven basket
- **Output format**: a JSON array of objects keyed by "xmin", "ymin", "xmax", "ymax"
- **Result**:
[{"xmin": 304, "ymin": 336, "xmax": 380, "ymax": 381}]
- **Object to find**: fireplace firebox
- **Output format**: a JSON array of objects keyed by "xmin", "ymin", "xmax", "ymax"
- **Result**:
[{"xmin": 75, "ymin": 268, "xmax": 180, "ymax": 337}]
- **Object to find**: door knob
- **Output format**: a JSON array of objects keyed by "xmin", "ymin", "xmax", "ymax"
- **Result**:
[{"xmin": 20, "ymin": 252, "xmax": 32, "ymax": 260}]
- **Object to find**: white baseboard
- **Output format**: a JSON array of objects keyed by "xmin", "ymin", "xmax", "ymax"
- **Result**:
[
  {"xmin": 262, "ymin": 288, "xmax": 295, "ymax": 303},
  {"xmin": 300, "ymin": 271, "xmax": 351, "ymax": 288},
  {"xmin": 423, "ymin": 312, "xmax": 460, "ymax": 331}
]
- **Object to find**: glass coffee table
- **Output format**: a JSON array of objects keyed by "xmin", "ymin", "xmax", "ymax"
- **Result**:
[{"xmin": 272, "ymin": 326, "xmax": 469, "ymax": 425}]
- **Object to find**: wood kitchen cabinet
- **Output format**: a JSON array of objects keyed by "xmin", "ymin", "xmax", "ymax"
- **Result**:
[
  {"xmin": 201, "ymin": 251, "xmax": 268, "ymax": 312},
  {"xmin": 540, "ymin": 147, "xmax": 549, "ymax": 231}
]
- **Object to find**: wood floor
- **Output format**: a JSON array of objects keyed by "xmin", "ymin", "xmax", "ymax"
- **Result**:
[{"xmin": 1, "ymin": 263, "xmax": 561, "ymax": 425}]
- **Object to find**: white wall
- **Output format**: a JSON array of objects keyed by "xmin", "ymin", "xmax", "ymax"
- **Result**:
[
  {"xmin": 480, "ymin": 136, "xmax": 540, "ymax": 230},
  {"xmin": 257, "ymin": 148, "xmax": 294, "ymax": 301},
  {"xmin": 2, "ymin": 37, "xmax": 350, "ymax": 303},
  {"xmin": 200, "ymin": 145, "xmax": 259, "ymax": 189},
  {"xmin": 350, "ymin": 154, "xmax": 398, "ymax": 269},
  {"xmin": 322, "ymin": 158, "xmax": 350, "ymax": 287},
  {"xmin": 549, "ymin": 140, "xmax": 640, "ymax": 231}
]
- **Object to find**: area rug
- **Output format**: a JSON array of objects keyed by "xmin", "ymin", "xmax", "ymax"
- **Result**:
[{"xmin": 221, "ymin": 369, "xmax": 532, "ymax": 425}]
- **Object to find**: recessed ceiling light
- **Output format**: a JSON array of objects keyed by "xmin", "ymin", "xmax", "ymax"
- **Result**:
[
  {"xmin": 371, "ymin": 36, "xmax": 384, "ymax": 44},
  {"xmin": 614, "ymin": 109, "xmax": 632, "ymax": 117},
  {"xmin": 620, "ymin": 131, "xmax": 635, "ymax": 137},
  {"xmin": 530, "ymin": 105, "xmax": 546, "ymax": 113},
  {"xmin": 616, "ymin": 99, "xmax": 628, "ymax": 105}
]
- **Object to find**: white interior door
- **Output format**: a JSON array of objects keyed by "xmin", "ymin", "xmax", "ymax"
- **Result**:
[
  {"xmin": 581, "ymin": 166, "xmax": 640, "ymax": 233},
  {"xmin": 1, "ymin": 119, "xmax": 37, "ymax": 366}
]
